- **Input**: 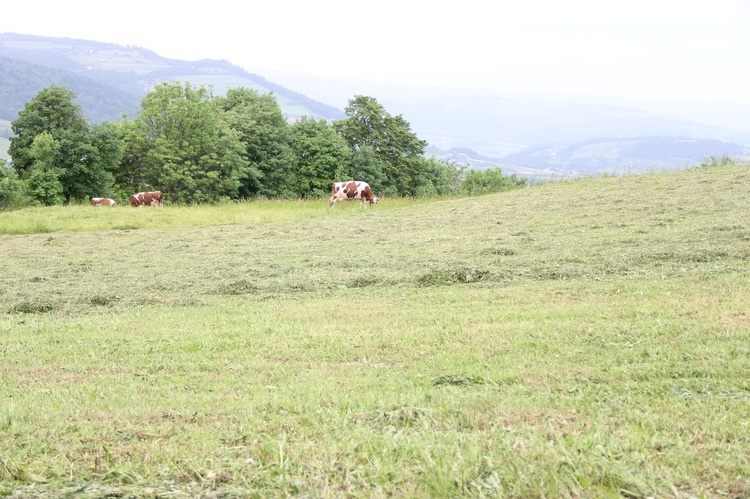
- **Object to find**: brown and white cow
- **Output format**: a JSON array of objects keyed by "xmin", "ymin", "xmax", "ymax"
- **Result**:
[
  {"xmin": 90, "ymin": 197, "xmax": 116, "ymax": 207},
  {"xmin": 329, "ymin": 181, "xmax": 378, "ymax": 207},
  {"xmin": 129, "ymin": 191, "xmax": 163, "ymax": 207}
]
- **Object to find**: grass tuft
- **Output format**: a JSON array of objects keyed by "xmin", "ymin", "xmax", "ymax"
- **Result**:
[
  {"xmin": 347, "ymin": 276, "xmax": 385, "ymax": 288},
  {"xmin": 431, "ymin": 374, "xmax": 498, "ymax": 387},
  {"xmin": 7, "ymin": 299, "xmax": 56, "ymax": 314},
  {"xmin": 86, "ymin": 294, "xmax": 121, "ymax": 306},
  {"xmin": 216, "ymin": 278, "xmax": 259, "ymax": 295},
  {"xmin": 416, "ymin": 267, "xmax": 493, "ymax": 286}
]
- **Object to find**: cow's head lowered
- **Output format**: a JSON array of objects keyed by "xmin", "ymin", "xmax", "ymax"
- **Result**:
[
  {"xmin": 90, "ymin": 197, "xmax": 116, "ymax": 207},
  {"xmin": 129, "ymin": 191, "xmax": 163, "ymax": 207},
  {"xmin": 329, "ymin": 181, "xmax": 378, "ymax": 207}
]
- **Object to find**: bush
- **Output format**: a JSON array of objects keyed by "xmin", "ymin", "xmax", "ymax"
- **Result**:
[
  {"xmin": 462, "ymin": 168, "xmax": 526, "ymax": 195},
  {"xmin": 699, "ymin": 155, "xmax": 736, "ymax": 168},
  {"xmin": 0, "ymin": 166, "xmax": 26, "ymax": 210}
]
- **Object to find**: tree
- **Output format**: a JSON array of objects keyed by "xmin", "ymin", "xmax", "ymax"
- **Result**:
[
  {"xmin": 0, "ymin": 165, "xmax": 25, "ymax": 210},
  {"xmin": 26, "ymin": 131, "xmax": 63, "ymax": 205},
  {"xmin": 88, "ymin": 120, "xmax": 125, "ymax": 199},
  {"xmin": 334, "ymin": 95, "xmax": 427, "ymax": 196},
  {"xmin": 414, "ymin": 157, "xmax": 466, "ymax": 197},
  {"xmin": 346, "ymin": 145, "xmax": 388, "ymax": 195},
  {"xmin": 121, "ymin": 82, "xmax": 249, "ymax": 203},
  {"xmin": 9, "ymin": 85, "xmax": 113, "ymax": 204},
  {"xmin": 289, "ymin": 116, "xmax": 351, "ymax": 198},
  {"xmin": 216, "ymin": 88, "xmax": 290, "ymax": 198}
]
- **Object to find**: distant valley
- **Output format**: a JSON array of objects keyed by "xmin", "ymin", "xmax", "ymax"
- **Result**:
[
  {"xmin": 2, "ymin": 33, "xmax": 749, "ymax": 177},
  {"xmin": 260, "ymin": 70, "xmax": 750, "ymax": 177}
]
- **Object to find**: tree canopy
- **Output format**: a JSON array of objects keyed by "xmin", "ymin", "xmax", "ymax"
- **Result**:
[
  {"xmin": 289, "ymin": 116, "xmax": 351, "ymax": 198},
  {"xmin": 9, "ymin": 85, "xmax": 114, "ymax": 205},
  {"xmin": 334, "ymin": 95, "xmax": 429, "ymax": 196},
  {"xmin": 216, "ymin": 88, "xmax": 289, "ymax": 198},
  {"xmin": 119, "ymin": 82, "xmax": 248, "ymax": 203}
]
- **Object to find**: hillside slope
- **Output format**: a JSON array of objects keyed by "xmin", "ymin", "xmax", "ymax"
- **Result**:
[
  {"xmin": 503, "ymin": 136, "xmax": 749, "ymax": 175},
  {"xmin": 0, "ymin": 33, "xmax": 344, "ymax": 122},
  {"xmin": 0, "ymin": 56, "xmax": 141, "ymax": 122},
  {"xmin": 3, "ymin": 165, "xmax": 748, "ymax": 283}
]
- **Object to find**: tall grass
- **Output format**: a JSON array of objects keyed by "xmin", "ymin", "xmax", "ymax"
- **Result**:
[
  {"xmin": 0, "ymin": 197, "xmax": 430, "ymax": 235},
  {"xmin": 1, "ymin": 164, "xmax": 749, "ymax": 497}
]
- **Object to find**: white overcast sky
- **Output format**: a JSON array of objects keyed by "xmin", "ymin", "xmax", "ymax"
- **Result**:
[{"xmin": 1, "ymin": 0, "xmax": 748, "ymax": 103}]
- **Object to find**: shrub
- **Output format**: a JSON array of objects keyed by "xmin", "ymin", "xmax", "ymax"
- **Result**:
[
  {"xmin": 0, "ymin": 166, "xmax": 26, "ymax": 210},
  {"xmin": 461, "ymin": 167, "xmax": 526, "ymax": 195}
]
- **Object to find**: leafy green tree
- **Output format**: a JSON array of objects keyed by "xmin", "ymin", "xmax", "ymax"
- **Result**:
[
  {"xmin": 9, "ymin": 85, "xmax": 113, "ymax": 204},
  {"xmin": 289, "ymin": 116, "xmax": 351, "ymax": 198},
  {"xmin": 0, "ymin": 166, "xmax": 25, "ymax": 210},
  {"xmin": 216, "ymin": 88, "xmax": 290, "ymax": 198},
  {"xmin": 462, "ymin": 167, "xmax": 526, "ymax": 195},
  {"xmin": 26, "ymin": 131, "xmax": 64, "ymax": 205},
  {"xmin": 87, "ymin": 120, "xmax": 125, "ymax": 200},
  {"xmin": 413, "ymin": 157, "xmax": 466, "ymax": 197},
  {"xmin": 89, "ymin": 121, "xmax": 124, "ymax": 177},
  {"xmin": 115, "ymin": 118, "xmax": 148, "ymax": 195},
  {"xmin": 346, "ymin": 145, "xmax": 388, "ymax": 195},
  {"xmin": 121, "ymin": 82, "xmax": 249, "ymax": 203},
  {"xmin": 334, "ymin": 95, "xmax": 427, "ymax": 196}
]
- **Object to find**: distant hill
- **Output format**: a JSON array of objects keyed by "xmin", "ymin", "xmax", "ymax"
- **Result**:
[
  {"xmin": 0, "ymin": 33, "xmax": 344, "ymax": 123},
  {"xmin": 502, "ymin": 137, "xmax": 749, "ymax": 176},
  {"xmin": 0, "ymin": 56, "xmax": 141, "ymax": 123}
]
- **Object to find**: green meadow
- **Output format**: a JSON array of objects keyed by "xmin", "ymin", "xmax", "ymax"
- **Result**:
[{"xmin": 1, "ymin": 165, "xmax": 749, "ymax": 497}]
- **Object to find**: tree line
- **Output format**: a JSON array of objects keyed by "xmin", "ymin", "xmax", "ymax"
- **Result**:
[{"xmin": 0, "ymin": 82, "xmax": 526, "ymax": 209}]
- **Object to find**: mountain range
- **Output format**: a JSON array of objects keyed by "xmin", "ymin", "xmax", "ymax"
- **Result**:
[{"xmin": 1, "ymin": 32, "xmax": 749, "ymax": 177}]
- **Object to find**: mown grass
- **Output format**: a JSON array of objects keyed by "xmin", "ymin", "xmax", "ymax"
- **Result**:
[{"xmin": 1, "ymin": 165, "xmax": 749, "ymax": 497}]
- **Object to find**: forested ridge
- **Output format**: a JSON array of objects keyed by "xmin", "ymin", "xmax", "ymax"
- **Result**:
[
  {"xmin": 0, "ymin": 33, "xmax": 344, "ymax": 124},
  {"xmin": 0, "ymin": 56, "xmax": 141, "ymax": 124},
  {"xmin": 0, "ymin": 83, "xmax": 524, "ymax": 209}
]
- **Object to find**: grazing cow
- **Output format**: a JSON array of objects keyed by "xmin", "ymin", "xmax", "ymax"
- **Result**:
[
  {"xmin": 90, "ymin": 197, "xmax": 116, "ymax": 207},
  {"xmin": 329, "ymin": 181, "xmax": 378, "ymax": 207},
  {"xmin": 129, "ymin": 191, "xmax": 163, "ymax": 207}
]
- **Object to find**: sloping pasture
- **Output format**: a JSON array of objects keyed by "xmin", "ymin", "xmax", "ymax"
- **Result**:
[{"xmin": 1, "ymin": 166, "xmax": 749, "ymax": 497}]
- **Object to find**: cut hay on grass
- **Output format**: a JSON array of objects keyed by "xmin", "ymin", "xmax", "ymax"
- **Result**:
[{"xmin": 1, "ymin": 165, "xmax": 749, "ymax": 497}]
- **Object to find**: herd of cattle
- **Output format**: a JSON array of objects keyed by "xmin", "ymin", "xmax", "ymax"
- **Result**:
[{"xmin": 90, "ymin": 181, "xmax": 379, "ymax": 208}]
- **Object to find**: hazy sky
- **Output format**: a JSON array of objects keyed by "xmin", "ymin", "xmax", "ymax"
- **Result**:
[{"xmin": 2, "ymin": 0, "xmax": 748, "ymax": 103}]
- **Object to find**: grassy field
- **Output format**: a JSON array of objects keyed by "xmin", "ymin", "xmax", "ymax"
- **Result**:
[{"xmin": 1, "ymin": 165, "xmax": 749, "ymax": 497}]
